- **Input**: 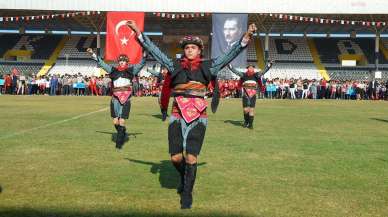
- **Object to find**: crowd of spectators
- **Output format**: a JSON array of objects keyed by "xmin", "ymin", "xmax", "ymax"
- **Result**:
[
  {"xmin": 1, "ymin": 71, "xmax": 387, "ymax": 100},
  {"xmin": 0, "ymin": 72, "xmax": 162, "ymax": 97},
  {"xmin": 214, "ymin": 77, "xmax": 388, "ymax": 100}
]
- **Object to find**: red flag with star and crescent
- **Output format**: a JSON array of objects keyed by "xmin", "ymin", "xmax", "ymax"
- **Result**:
[{"xmin": 105, "ymin": 12, "xmax": 144, "ymax": 63}]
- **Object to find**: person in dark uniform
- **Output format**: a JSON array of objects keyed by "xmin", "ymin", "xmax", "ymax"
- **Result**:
[
  {"xmin": 87, "ymin": 48, "xmax": 145, "ymax": 149},
  {"xmin": 229, "ymin": 61, "xmax": 273, "ymax": 129},
  {"xmin": 127, "ymin": 20, "xmax": 257, "ymax": 209}
]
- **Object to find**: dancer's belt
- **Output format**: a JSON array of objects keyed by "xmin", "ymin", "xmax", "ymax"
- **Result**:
[
  {"xmin": 172, "ymin": 97, "xmax": 208, "ymax": 123},
  {"xmin": 242, "ymin": 83, "xmax": 257, "ymax": 89},
  {"xmin": 170, "ymin": 82, "xmax": 208, "ymax": 123},
  {"xmin": 113, "ymin": 86, "xmax": 132, "ymax": 92},
  {"xmin": 172, "ymin": 82, "xmax": 207, "ymax": 97}
]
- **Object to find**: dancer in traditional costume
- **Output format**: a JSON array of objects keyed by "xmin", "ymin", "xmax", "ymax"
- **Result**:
[
  {"xmin": 87, "ymin": 48, "xmax": 145, "ymax": 149},
  {"xmin": 147, "ymin": 66, "xmax": 170, "ymax": 119},
  {"xmin": 228, "ymin": 61, "xmax": 273, "ymax": 129},
  {"xmin": 127, "ymin": 20, "xmax": 257, "ymax": 209}
]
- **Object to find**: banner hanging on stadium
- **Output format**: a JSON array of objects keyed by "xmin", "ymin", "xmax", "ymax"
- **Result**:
[
  {"xmin": 211, "ymin": 14, "xmax": 247, "ymax": 68},
  {"xmin": 105, "ymin": 12, "xmax": 144, "ymax": 63}
]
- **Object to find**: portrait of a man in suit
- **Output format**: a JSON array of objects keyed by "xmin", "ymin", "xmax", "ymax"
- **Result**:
[
  {"xmin": 223, "ymin": 17, "xmax": 243, "ymax": 51},
  {"xmin": 211, "ymin": 14, "xmax": 247, "ymax": 67}
]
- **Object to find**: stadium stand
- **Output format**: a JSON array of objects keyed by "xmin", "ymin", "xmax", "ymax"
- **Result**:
[
  {"xmin": 0, "ymin": 61, "xmax": 44, "ymax": 75},
  {"xmin": 247, "ymin": 42, "xmax": 257, "ymax": 62},
  {"xmin": 267, "ymin": 38, "xmax": 314, "ymax": 62},
  {"xmin": 314, "ymin": 38, "xmax": 388, "ymax": 80},
  {"xmin": 58, "ymin": 36, "xmax": 98, "ymax": 60},
  {"xmin": 2, "ymin": 32, "xmax": 388, "ymax": 80},
  {"xmin": 260, "ymin": 38, "xmax": 321, "ymax": 79},
  {"xmin": 48, "ymin": 60, "xmax": 100, "ymax": 76},
  {"xmin": 9, "ymin": 34, "xmax": 63, "ymax": 60},
  {"xmin": 0, "ymin": 34, "xmax": 23, "ymax": 58},
  {"xmin": 266, "ymin": 63, "xmax": 322, "ymax": 80}
]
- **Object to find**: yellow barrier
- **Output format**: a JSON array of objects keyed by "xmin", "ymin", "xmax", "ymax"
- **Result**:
[
  {"xmin": 307, "ymin": 39, "xmax": 330, "ymax": 80},
  {"xmin": 37, "ymin": 36, "xmax": 69, "ymax": 76},
  {"xmin": 3, "ymin": 50, "xmax": 32, "ymax": 59},
  {"xmin": 379, "ymin": 40, "xmax": 388, "ymax": 61},
  {"xmin": 254, "ymin": 38, "xmax": 265, "ymax": 70}
]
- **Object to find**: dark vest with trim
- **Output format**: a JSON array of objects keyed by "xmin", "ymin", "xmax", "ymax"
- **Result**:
[
  {"xmin": 109, "ymin": 66, "xmax": 134, "ymax": 82},
  {"xmin": 241, "ymin": 73, "xmax": 260, "ymax": 83},
  {"xmin": 170, "ymin": 59, "xmax": 212, "ymax": 87}
]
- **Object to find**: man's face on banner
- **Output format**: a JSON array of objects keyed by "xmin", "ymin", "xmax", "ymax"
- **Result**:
[{"xmin": 223, "ymin": 18, "xmax": 242, "ymax": 45}]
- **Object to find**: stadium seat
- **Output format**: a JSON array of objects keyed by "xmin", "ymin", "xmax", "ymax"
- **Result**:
[{"xmin": 0, "ymin": 61, "xmax": 44, "ymax": 76}]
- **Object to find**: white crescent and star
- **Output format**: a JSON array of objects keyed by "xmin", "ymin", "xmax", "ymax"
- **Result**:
[
  {"xmin": 115, "ymin": 20, "xmax": 135, "ymax": 46},
  {"xmin": 120, "ymin": 36, "xmax": 129, "ymax": 46}
]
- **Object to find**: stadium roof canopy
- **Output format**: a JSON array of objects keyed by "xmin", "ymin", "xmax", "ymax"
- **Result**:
[
  {"xmin": 2, "ymin": 0, "xmax": 388, "ymax": 14},
  {"xmin": 1, "ymin": 11, "xmax": 387, "ymax": 36},
  {"xmin": 1, "ymin": 0, "xmax": 388, "ymax": 36}
]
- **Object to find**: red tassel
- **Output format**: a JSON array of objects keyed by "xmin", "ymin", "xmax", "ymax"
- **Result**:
[{"xmin": 160, "ymin": 74, "xmax": 172, "ymax": 110}]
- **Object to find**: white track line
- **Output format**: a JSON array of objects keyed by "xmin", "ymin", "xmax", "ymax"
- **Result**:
[{"xmin": 0, "ymin": 107, "xmax": 109, "ymax": 139}]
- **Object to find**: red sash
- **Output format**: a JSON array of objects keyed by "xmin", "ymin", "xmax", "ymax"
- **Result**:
[
  {"xmin": 113, "ymin": 87, "xmax": 132, "ymax": 104},
  {"xmin": 175, "ymin": 96, "xmax": 207, "ymax": 123},
  {"xmin": 244, "ymin": 88, "xmax": 257, "ymax": 98}
]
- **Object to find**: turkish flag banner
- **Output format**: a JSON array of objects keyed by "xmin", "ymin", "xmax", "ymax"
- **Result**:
[{"xmin": 105, "ymin": 12, "xmax": 144, "ymax": 63}]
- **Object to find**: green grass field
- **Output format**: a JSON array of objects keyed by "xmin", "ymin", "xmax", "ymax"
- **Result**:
[{"xmin": 0, "ymin": 96, "xmax": 387, "ymax": 217}]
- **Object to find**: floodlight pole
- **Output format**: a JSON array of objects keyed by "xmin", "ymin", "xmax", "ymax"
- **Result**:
[
  {"xmin": 97, "ymin": 31, "xmax": 101, "ymax": 57},
  {"xmin": 264, "ymin": 33, "xmax": 269, "ymax": 61},
  {"xmin": 65, "ymin": 54, "xmax": 69, "ymax": 66},
  {"xmin": 375, "ymin": 31, "xmax": 380, "ymax": 71}
]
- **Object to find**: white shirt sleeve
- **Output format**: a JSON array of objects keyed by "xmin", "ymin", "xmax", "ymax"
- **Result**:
[{"xmin": 137, "ymin": 34, "xmax": 145, "ymax": 43}]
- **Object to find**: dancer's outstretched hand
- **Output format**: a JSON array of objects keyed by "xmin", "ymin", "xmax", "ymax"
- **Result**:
[
  {"xmin": 247, "ymin": 23, "xmax": 257, "ymax": 36},
  {"xmin": 86, "ymin": 48, "xmax": 97, "ymax": 60},
  {"xmin": 86, "ymin": 48, "xmax": 94, "ymax": 55},
  {"xmin": 242, "ymin": 23, "xmax": 257, "ymax": 43},
  {"xmin": 127, "ymin": 20, "xmax": 141, "ymax": 36}
]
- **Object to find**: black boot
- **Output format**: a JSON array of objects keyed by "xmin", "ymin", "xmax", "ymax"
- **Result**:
[
  {"xmin": 122, "ymin": 126, "xmax": 127, "ymax": 141},
  {"xmin": 243, "ymin": 113, "xmax": 249, "ymax": 128},
  {"xmin": 172, "ymin": 160, "xmax": 186, "ymax": 194},
  {"xmin": 115, "ymin": 126, "xmax": 124, "ymax": 149},
  {"xmin": 114, "ymin": 124, "xmax": 119, "ymax": 132},
  {"xmin": 180, "ymin": 163, "xmax": 197, "ymax": 209},
  {"xmin": 248, "ymin": 116, "xmax": 254, "ymax": 129}
]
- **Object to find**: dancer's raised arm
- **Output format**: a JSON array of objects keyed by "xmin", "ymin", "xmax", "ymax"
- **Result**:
[
  {"xmin": 127, "ymin": 20, "xmax": 174, "ymax": 72},
  {"xmin": 87, "ymin": 48, "xmax": 113, "ymax": 73},
  {"xmin": 228, "ymin": 64, "xmax": 244, "ymax": 77},
  {"xmin": 262, "ymin": 59, "xmax": 274, "ymax": 75}
]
